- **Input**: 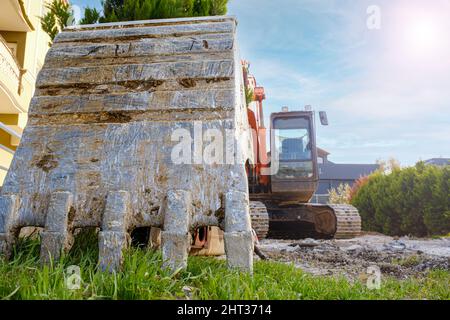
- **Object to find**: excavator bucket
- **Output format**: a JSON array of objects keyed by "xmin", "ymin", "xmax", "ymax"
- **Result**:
[{"xmin": 0, "ymin": 17, "xmax": 254, "ymax": 272}]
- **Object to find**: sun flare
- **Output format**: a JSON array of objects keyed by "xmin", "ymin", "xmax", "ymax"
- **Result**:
[
  {"xmin": 403, "ymin": 17, "xmax": 441, "ymax": 54},
  {"xmin": 391, "ymin": 6, "xmax": 450, "ymax": 63}
]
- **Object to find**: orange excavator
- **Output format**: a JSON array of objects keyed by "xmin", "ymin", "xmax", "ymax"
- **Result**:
[
  {"xmin": 243, "ymin": 62, "xmax": 361, "ymax": 240},
  {"xmin": 189, "ymin": 62, "xmax": 362, "ymax": 253}
]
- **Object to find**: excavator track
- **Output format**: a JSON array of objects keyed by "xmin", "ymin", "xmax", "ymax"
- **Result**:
[
  {"xmin": 328, "ymin": 204, "xmax": 362, "ymax": 239},
  {"xmin": 249, "ymin": 196, "xmax": 361, "ymax": 239},
  {"xmin": 249, "ymin": 201, "xmax": 270, "ymax": 240}
]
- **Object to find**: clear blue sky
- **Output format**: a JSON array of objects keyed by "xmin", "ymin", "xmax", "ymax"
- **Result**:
[{"xmin": 69, "ymin": 0, "xmax": 450, "ymax": 165}]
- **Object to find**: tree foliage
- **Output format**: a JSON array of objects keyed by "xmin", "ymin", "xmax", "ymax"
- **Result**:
[
  {"xmin": 40, "ymin": 0, "xmax": 72, "ymax": 45},
  {"xmin": 328, "ymin": 184, "xmax": 352, "ymax": 205},
  {"xmin": 79, "ymin": 7, "xmax": 101, "ymax": 25},
  {"xmin": 376, "ymin": 157, "xmax": 401, "ymax": 174},
  {"xmin": 40, "ymin": 11, "xmax": 58, "ymax": 45},
  {"xmin": 42, "ymin": 1, "xmax": 229, "ymax": 43},
  {"xmin": 351, "ymin": 162, "xmax": 450, "ymax": 237},
  {"xmin": 97, "ymin": 0, "xmax": 228, "ymax": 23},
  {"xmin": 349, "ymin": 175, "xmax": 370, "ymax": 202}
]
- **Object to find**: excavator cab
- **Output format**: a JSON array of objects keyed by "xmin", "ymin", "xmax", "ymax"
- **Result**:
[
  {"xmin": 270, "ymin": 111, "xmax": 319, "ymax": 203},
  {"xmin": 248, "ymin": 109, "xmax": 361, "ymax": 240}
]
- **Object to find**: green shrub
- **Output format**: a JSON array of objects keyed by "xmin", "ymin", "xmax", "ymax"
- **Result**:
[{"xmin": 351, "ymin": 163, "xmax": 450, "ymax": 237}]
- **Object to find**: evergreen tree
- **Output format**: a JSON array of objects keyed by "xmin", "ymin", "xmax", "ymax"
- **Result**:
[
  {"xmin": 79, "ymin": 7, "xmax": 101, "ymax": 25},
  {"xmin": 102, "ymin": 0, "xmax": 125, "ymax": 19},
  {"xmin": 193, "ymin": 0, "xmax": 210, "ymax": 16},
  {"xmin": 140, "ymin": 0, "xmax": 157, "ymax": 20},
  {"xmin": 42, "ymin": 1, "xmax": 230, "ymax": 45},
  {"xmin": 99, "ymin": 0, "xmax": 228, "ymax": 22},
  {"xmin": 40, "ymin": 0, "xmax": 73, "ymax": 45},
  {"xmin": 209, "ymin": 0, "xmax": 228, "ymax": 15}
]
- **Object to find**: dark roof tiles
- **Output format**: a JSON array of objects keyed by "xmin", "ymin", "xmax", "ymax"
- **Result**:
[{"xmin": 319, "ymin": 163, "xmax": 379, "ymax": 180}]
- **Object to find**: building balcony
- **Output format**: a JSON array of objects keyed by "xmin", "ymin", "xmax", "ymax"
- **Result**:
[
  {"xmin": 0, "ymin": 34, "xmax": 28, "ymax": 114},
  {"xmin": 0, "ymin": 33, "xmax": 27, "ymax": 185},
  {"xmin": 0, "ymin": 142, "xmax": 14, "ymax": 186},
  {"xmin": 0, "ymin": 0, "xmax": 34, "ymax": 32}
]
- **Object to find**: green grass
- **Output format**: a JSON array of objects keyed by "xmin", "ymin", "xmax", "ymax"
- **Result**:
[{"xmin": 0, "ymin": 232, "xmax": 449, "ymax": 300}]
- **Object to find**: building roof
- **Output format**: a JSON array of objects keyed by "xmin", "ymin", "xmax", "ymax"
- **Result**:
[
  {"xmin": 317, "ymin": 147, "xmax": 330, "ymax": 157},
  {"xmin": 319, "ymin": 163, "xmax": 379, "ymax": 180},
  {"xmin": 424, "ymin": 158, "xmax": 450, "ymax": 166}
]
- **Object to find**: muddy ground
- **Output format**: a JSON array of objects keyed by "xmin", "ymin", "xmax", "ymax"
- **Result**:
[{"xmin": 256, "ymin": 233, "xmax": 450, "ymax": 281}]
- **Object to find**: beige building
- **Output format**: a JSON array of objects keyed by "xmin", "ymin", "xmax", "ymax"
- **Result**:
[{"xmin": 0, "ymin": 0, "xmax": 51, "ymax": 185}]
